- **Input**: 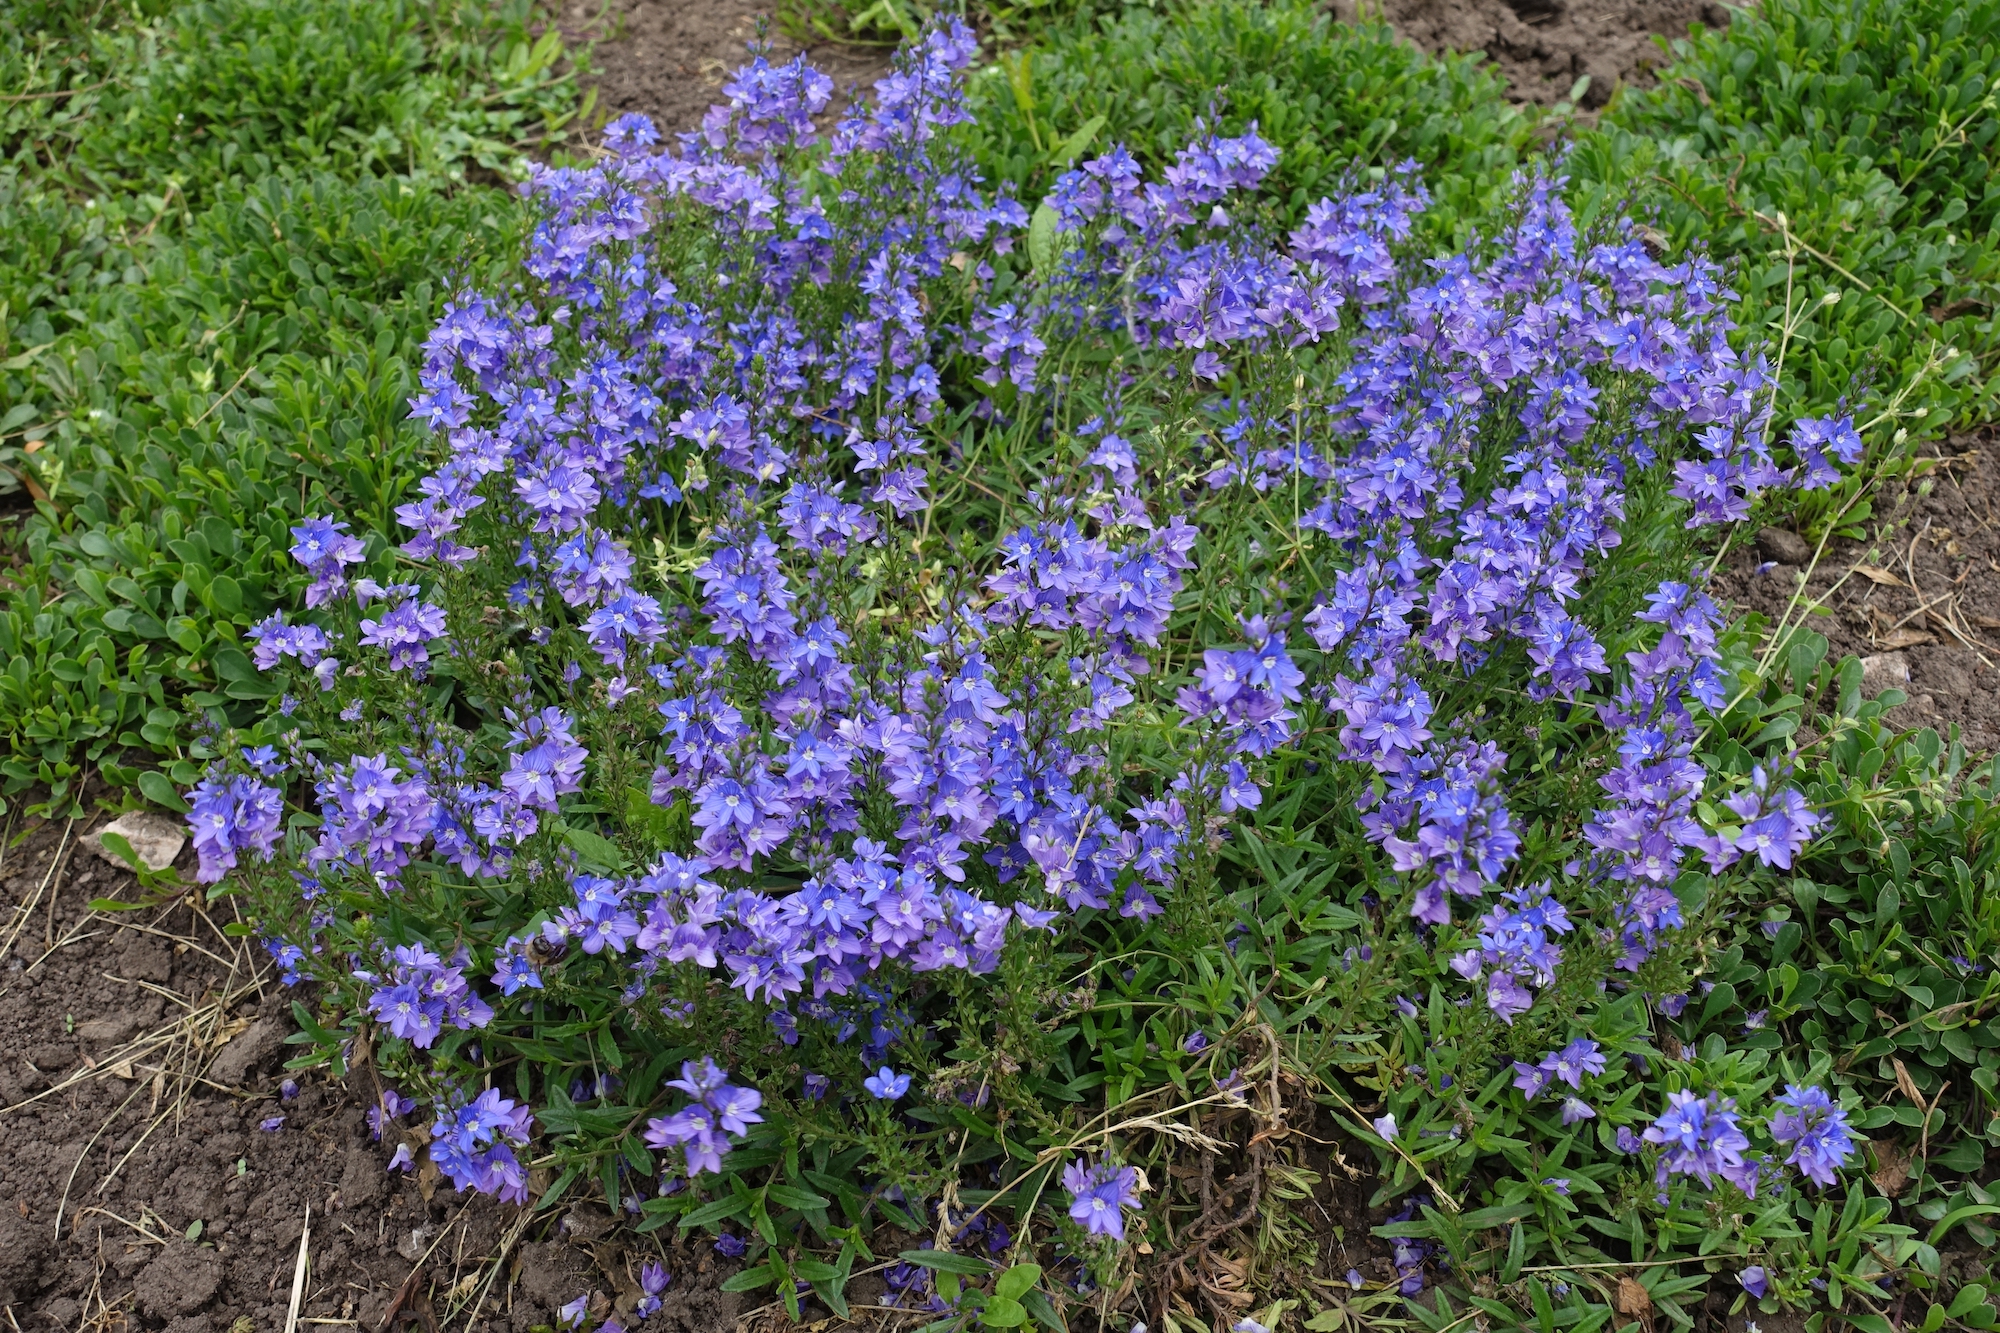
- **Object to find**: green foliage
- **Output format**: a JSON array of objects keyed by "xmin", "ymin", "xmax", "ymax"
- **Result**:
[
  {"xmin": 961, "ymin": 0, "xmax": 1534, "ymax": 251},
  {"xmin": 0, "ymin": 0, "xmax": 582, "ymax": 810},
  {"xmin": 779, "ymin": 0, "xmax": 1132, "ymax": 49},
  {"xmin": 1575, "ymin": 0, "xmax": 2000, "ymax": 440}
]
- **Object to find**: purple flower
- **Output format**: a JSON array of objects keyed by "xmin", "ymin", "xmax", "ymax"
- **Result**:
[
  {"xmin": 428, "ymin": 1089, "xmax": 534, "ymax": 1205},
  {"xmin": 186, "ymin": 774, "xmax": 285, "ymax": 883},
  {"xmin": 1739, "ymin": 1266, "xmax": 1769, "ymax": 1299},
  {"xmin": 1062, "ymin": 1157, "xmax": 1142, "ymax": 1240},
  {"xmin": 645, "ymin": 1061, "xmax": 761, "ymax": 1176},
  {"xmin": 714, "ymin": 1233, "xmax": 747, "ymax": 1258},
  {"xmin": 863, "ymin": 1067, "xmax": 911, "ymax": 1101},
  {"xmin": 259, "ymin": 1115, "xmax": 285, "ymax": 1132},
  {"xmin": 1642, "ymin": 1090, "xmax": 1750, "ymax": 1190},
  {"xmin": 1768, "ymin": 1084, "xmax": 1856, "ymax": 1187},
  {"xmin": 635, "ymin": 1261, "xmax": 671, "ymax": 1318},
  {"xmin": 289, "ymin": 517, "xmax": 366, "ymax": 606},
  {"xmin": 1540, "ymin": 1039, "xmax": 1607, "ymax": 1089}
]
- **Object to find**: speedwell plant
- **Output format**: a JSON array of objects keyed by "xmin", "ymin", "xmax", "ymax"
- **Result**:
[{"xmin": 184, "ymin": 23, "xmax": 1899, "ymax": 1329}]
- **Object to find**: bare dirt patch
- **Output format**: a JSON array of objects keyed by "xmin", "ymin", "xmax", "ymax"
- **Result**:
[
  {"xmin": 1713, "ymin": 428, "xmax": 2000, "ymax": 753},
  {"xmin": 562, "ymin": 0, "xmax": 893, "ymax": 137},
  {"xmin": 0, "ymin": 807, "xmax": 742, "ymax": 1333},
  {"xmin": 1356, "ymin": 0, "xmax": 1731, "ymax": 106}
]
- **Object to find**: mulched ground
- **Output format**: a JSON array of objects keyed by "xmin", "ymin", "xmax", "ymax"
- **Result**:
[{"xmin": 1714, "ymin": 426, "xmax": 2000, "ymax": 752}]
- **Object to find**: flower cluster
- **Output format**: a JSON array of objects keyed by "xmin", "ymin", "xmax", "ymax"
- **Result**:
[
  {"xmin": 1768, "ymin": 1083, "xmax": 1858, "ymax": 1186},
  {"xmin": 362, "ymin": 943, "xmax": 493, "ymax": 1048},
  {"xmin": 430, "ymin": 1089, "xmax": 534, "ymax": 1203},
  {"xmin": 188, "ymin": 772, "xmax": 284, "ymax": 883},
  {"xmin": 1643, "ymin": 1089, "xmax": 1754, "ymax": 1192},
  {"xmin": 188, "ymin": 21, "xmax": 1858, "ymax": 1256},
  {"xmin": 643, "ymin": 1059, "xmax": 764, "ymax": 1175},
  {"xmin": 1637, "ymin": 1083, "xmax": 1854, "ymax": 1199},
  {"xmin": 1450, "ymin": 883, "xmax": 1573, "ymax": 1022},
  {"xmin": 1064, "ymin": 1157, "xmax": 1142, "ymax": 1241},
  {"xmin": 1512, "ymin": 1037, "xmax": 1608, "ymax": 1124}
]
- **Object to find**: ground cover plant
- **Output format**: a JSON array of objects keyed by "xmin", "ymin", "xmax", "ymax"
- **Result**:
[
  {"xmin": 962, "ymin": 0, "xmax": 2000, "ymax": 481},
  {"xmin": 1577, "ymin": 0, "xmax": 2000, "ymax": 539},
  {"xmin": 0, "ymin": 0, "xmax": 583, "ymax": 814},
  {"xmin": 958, "ymin": 0, "xmax": 1535, "ymax": 257},
  {"xmin": 176, "ymin": 22, "xmax": 2000, "ymax": 1333}
]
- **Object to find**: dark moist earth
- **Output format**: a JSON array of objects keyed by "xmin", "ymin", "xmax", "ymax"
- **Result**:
[
  {"xmin": 0, "ymin": 808, "xmax": 757, "ymax": 1333},
  {"xmin": 1714, "ymin": 427, "xmax": 2000, "ymax": 753},
  {"xmin": 1362, "ymin": 0, "xmax": 1731, "ymax": 106},
  {"xmin": 558, "ymin": 0, "xmax": 892, "ymax": 143}
]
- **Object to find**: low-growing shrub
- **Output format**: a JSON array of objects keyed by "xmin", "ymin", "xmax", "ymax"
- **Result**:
[{"xmin": 179, "ymin": 25, "xmax": 1992, "ymax": 1328}]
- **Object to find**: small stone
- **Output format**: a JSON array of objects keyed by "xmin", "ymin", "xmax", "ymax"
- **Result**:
[
  {"xmin": 1858, "ymin": 651, "xmax": 1911, "ymax": 699},
  {"xmin": 1755, "ymin": 527, "xmax": 1812, "ymax": 566},
  {"xmin": 92, "ymin": 810, "xmax": 187, "ymax": 873},
  {"xmin": 208, "ymin": 1015, "xmax": 286, "ymax": 1087},
  {"xmin": 133, "ymin": 1240, "xmax": 221, "ymax": 1319},
  {"xmin": 75, "ymin": 1014, "xmax": 144, "ymax": 1045}
]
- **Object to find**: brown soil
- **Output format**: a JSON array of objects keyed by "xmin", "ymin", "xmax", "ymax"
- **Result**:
[
  {"xmin": 1356, "ymin": 0, "xmax": 1732, "ymax": 106},
  {"xmin": 1713, "ymin": 428, "xmax": 2000, "ymax": 753},
  {"xmin": 561, "ymin": 0, "xmax": 893, "ymax": 138},
  {"xmin": 0, "ymin": 809, "xmax": 744, "ymax": 1333},
  {"xmin": 0, "ymin": 795, "xmax": 1418, "ymax": 1332}
]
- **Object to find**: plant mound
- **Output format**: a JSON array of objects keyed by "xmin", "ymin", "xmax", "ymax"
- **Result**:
[{"xmin": 188, "ymin": 23, "xmax": 1930, "ymax": 1329}]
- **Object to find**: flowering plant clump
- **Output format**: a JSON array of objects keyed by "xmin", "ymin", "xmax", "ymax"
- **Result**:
[{"xmin": 188, "ymin": 24, "xmax": 1900, "ymax": 1326}]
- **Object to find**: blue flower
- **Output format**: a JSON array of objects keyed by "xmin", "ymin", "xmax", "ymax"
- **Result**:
[
  {"xmin": 863, "ymin": 1067, "xmax": 912, "ymax": 1101},
  {"xmin": 1062, "ymin": 1157, "xmax": 1142, "ymax": 1240},
  {"xmin": 1769, "ymin": 1084, "xmax": 1856, "ymax": 1187}
]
